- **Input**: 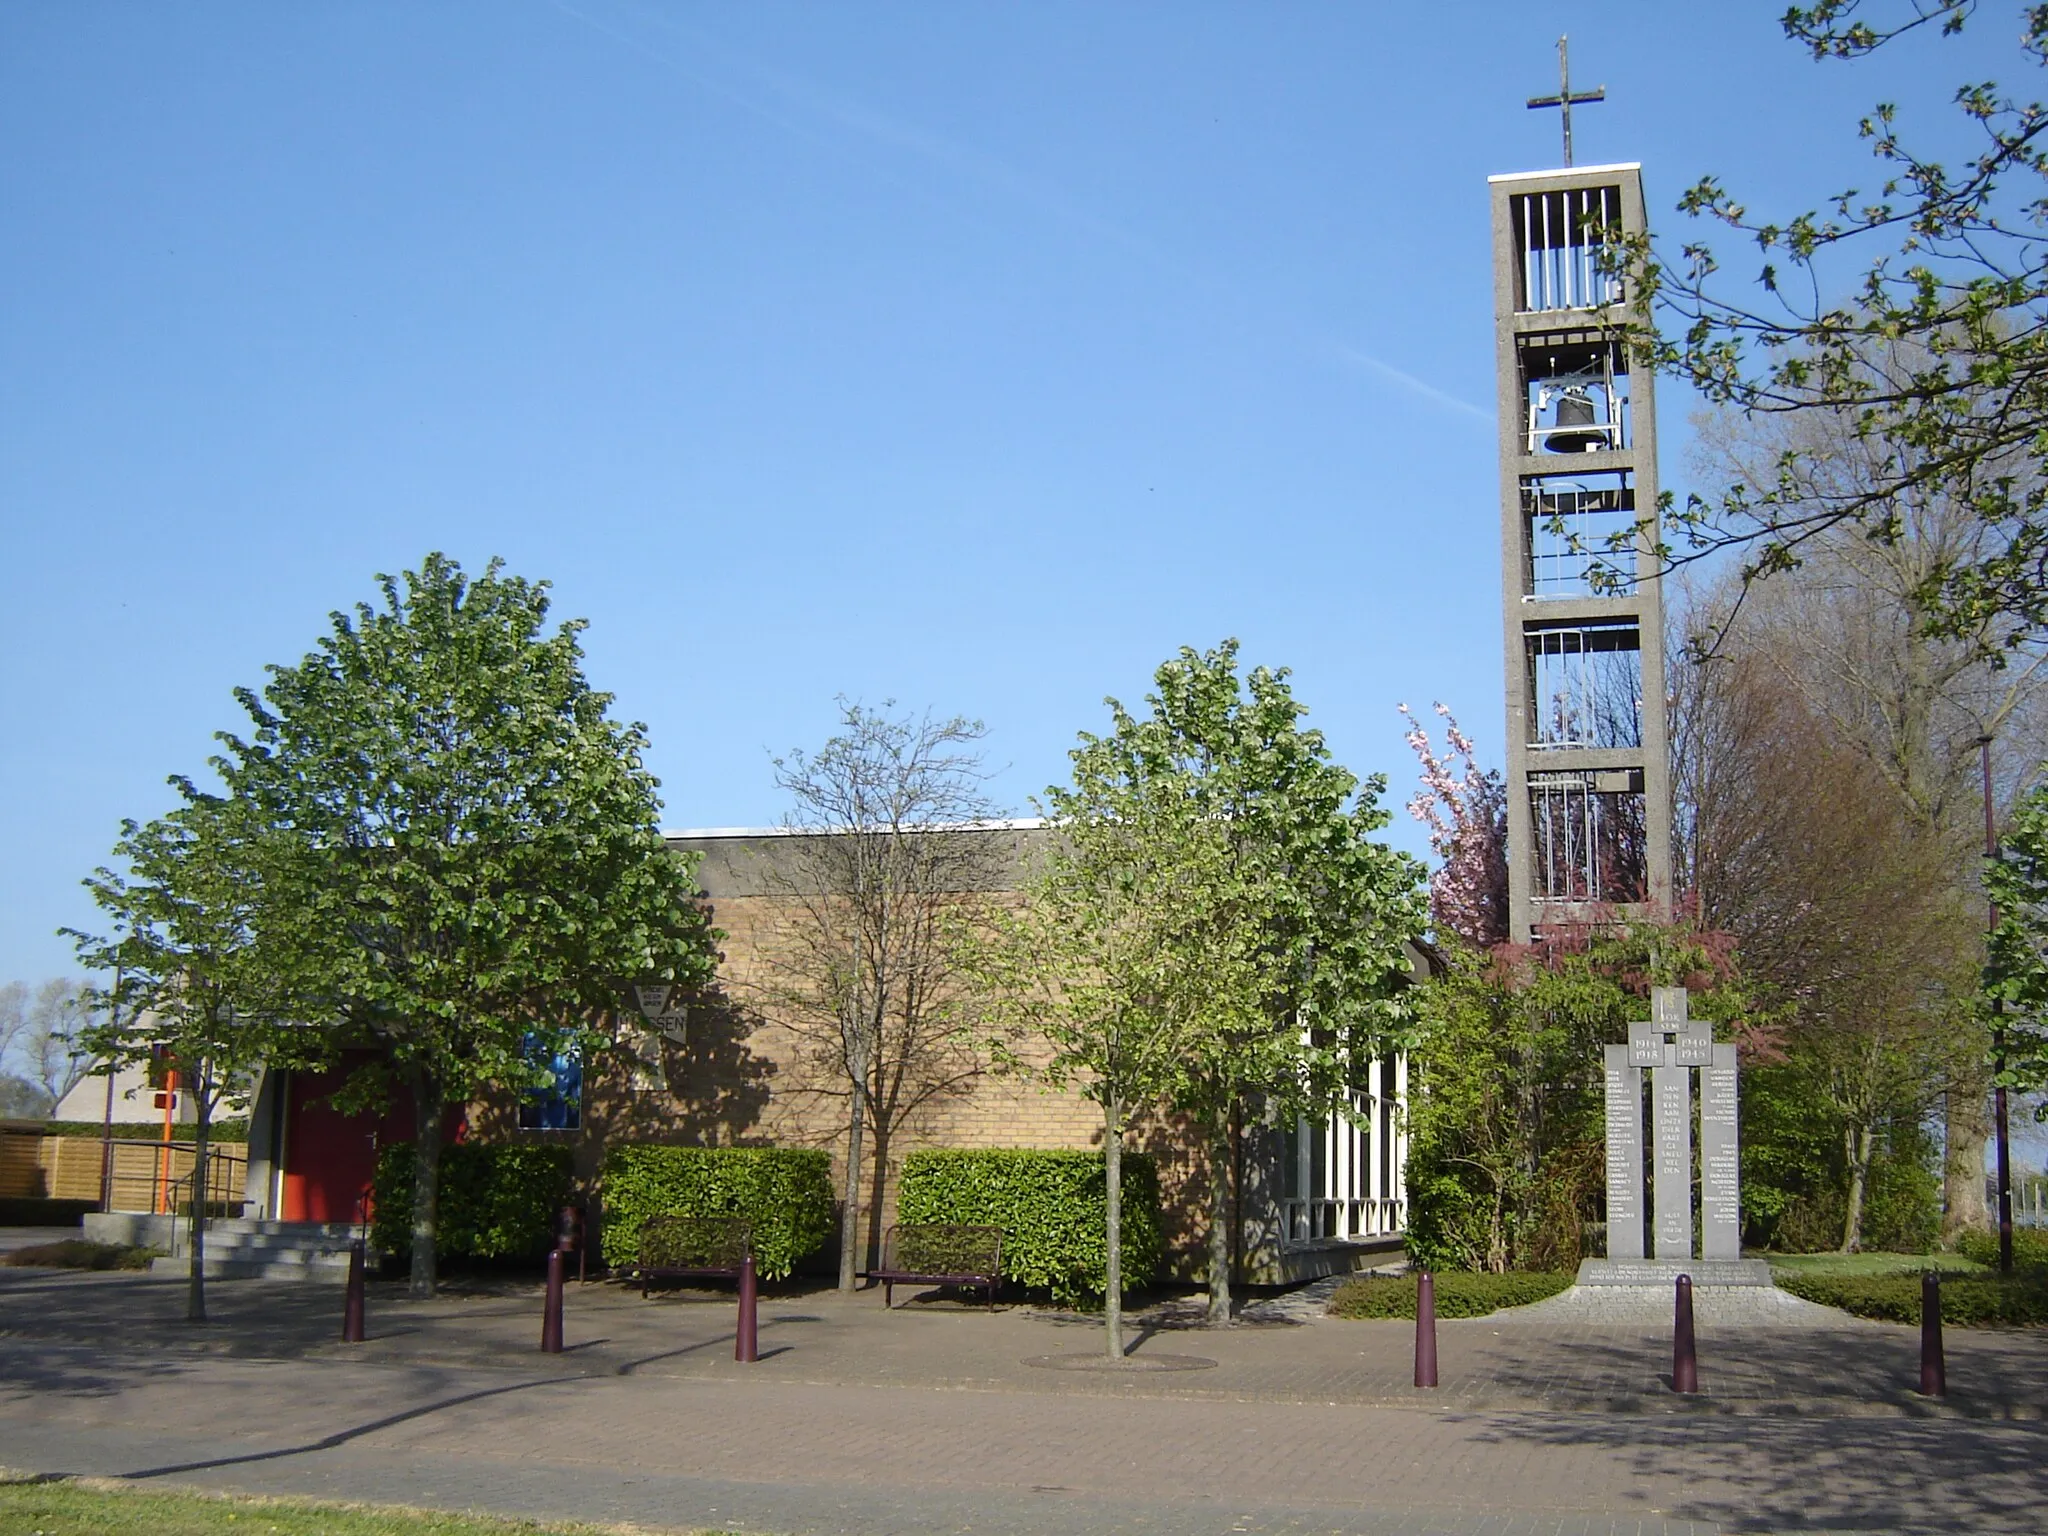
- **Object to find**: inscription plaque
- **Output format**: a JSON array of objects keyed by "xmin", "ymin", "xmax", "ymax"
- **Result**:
[
  {"xmin": 1652, "ymin": 1063, "xmax": 1692, "ymax": 1259},
  {"xmin": 1627, "ymin": 1021, "xmax": 1665, "ymax": 1069},
  {"xmin": 1602, "ymin": 1044, "xmax": 1644, "ymax": 1261},
  {"xmin": 1700, "ymin": 1042, "xmax": 1741, "ymax": 1259},
  {"xmin": 1675, "ymin": 1018, "xmax": 1713, "ymax": 1067}
]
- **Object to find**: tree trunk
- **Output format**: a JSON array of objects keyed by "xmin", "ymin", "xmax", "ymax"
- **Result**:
[
  {"xmin": 837, "ymin": 1080, "xmax": 867, "ymax": 1293},
  {"xmin": 1943, "ymin": 1073, "xmax": 1992, "ymax": 1239},
  {"xmin": 1841, "ymin": 1124, "xmax": 1874, "ymax": 1254},
  {"xmin": 409, "ymin": 1068, "xmax": 443, "ymax": 1299},
  {"xmin": 1104, "ymin": 1095, "xmax": 1124, "ymax": 1362},
  {"xmin": 1205, "ymin": 1115, "xmax": 1231, "ymax": 1328},
  {"xmin": 188, "ymin": 1067, "xmax": 211, "ymax": 1325}
]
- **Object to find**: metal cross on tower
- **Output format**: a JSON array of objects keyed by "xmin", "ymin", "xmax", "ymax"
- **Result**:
[{"xmin": 1526, "ymin": 35, "xmax": 1605, "ymax": 167}]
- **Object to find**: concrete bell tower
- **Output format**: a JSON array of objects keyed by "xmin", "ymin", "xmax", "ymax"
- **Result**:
[{"xmin": 1490, "ymin": 81, "xmax": 1673, "ymax": 943}]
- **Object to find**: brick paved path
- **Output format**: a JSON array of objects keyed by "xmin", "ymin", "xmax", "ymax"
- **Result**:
[{"xmin": 2, "ymin": 1268, "xmax": 2045, "ymax": 1534}]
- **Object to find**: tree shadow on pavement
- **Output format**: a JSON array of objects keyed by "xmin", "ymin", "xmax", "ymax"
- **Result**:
[
  {"xmin": 117, "ymin": 1373, "xmax": 583, "ymax": 1482},
  {"xmin": 1467, "ymin": 1408, "xmax": 2048, "ymax": 1534},
  {"xmin": 0, "ymin": 1344, "xmax": 188, "ymax": 1400}
]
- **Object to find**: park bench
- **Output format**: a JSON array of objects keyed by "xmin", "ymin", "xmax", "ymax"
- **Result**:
[
  {"xmin": 629, "ymin": 1215, "xmax": 752, "ymax": 1297},
  {"xmin": 868, "ymin": 1223, "xmax": 1004, "ymax": 1309}
]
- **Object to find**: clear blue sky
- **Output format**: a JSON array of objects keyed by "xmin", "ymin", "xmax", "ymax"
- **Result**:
[{"xmin": 0, "ymin": 3, "xmax": 2010, "ymax": 988}]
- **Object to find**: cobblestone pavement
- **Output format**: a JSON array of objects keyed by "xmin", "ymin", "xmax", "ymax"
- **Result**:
[{"xmin": 1, "ymin": 1267, "xmax": 2044, "ymax": 1534}]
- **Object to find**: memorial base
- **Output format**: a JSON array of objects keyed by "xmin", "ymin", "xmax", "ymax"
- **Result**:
[{"xmin": 1576, "ymin": 1258, "xmax": 1775, "ymax": 1287}]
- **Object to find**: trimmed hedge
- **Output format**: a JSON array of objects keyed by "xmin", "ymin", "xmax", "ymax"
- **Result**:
[
  {"xmin": 1776, "ymin": 1269, "xmax": 2048, "ymax": 1327},
  {"xmin": 371, "ymin": 1142, "xmax": 574, "ymax": 1261},
  {"xmin": 1327, "ymin": 1271, "xmax": 1574, "ymax": 1320},
  {"xmin": 1955, "ymin": 1226, "xmax": 2048, "ymax": 1271},
  {"xmin": 599, "ymin": 1145, "xmax": 833, "ymax": 1281},
  {"xmin": 896, "ymin": 1148, "xmax": 1162, "ymax": 1305},
  {"xmin": 9, "ymin": 1120, "xmax": 251, "ymax": 1143},
  {"xmin": 0, "ymin": 1197, "xmax": 95, "ymax": 1226}
]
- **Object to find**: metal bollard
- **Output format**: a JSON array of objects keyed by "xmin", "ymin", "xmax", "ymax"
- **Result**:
[
  {"xmin": 735, "ymin": 1251, "xmax": 759, "ymax": 1363},
  {"xmin": 341, "ymin": 1240, "xmax": 366, "ymax": 1344},
  {"xmin": 1919, "ymin": 1270, "xmax": 1946, "ymax": 1398},
  {"xmin": 1413, "ymin": 1269, "xmax": 1439, "ymax": 1388},
  {"xmin": 1672, "ymin": 1273, "xmax": 1698, "ymax": 1394},
  {"xmin": 540, "ymin": 1248, "xmax": 565, "ymax": 1354}
]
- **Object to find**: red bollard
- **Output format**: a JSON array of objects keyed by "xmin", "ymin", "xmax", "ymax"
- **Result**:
[
  {"xmin": 1413, "ymin": 1269, "xmax": 1439, "ymax": 1388},
  {"xmin": 1673, "ymin": 1273, "xmax": 1698, "ymax": 1394},
  {"xmin": 556, "ymin": 1204, "xmax": 586, "ymax": 1284},
  {"xmin": 540, "ymin": 1248, "xmax": 565, "ymax": 1354},
  {"xmin": 341, "ymin": 1240, "xmax": 366, "ymax": 1343},
  {"xmin": 1919, "ymin": 1270, "xmax": 1946, "ymax": 1398},
  {"xmin": 735, "ymin": 1251, "xmax": 759, "ymax": 1363}
]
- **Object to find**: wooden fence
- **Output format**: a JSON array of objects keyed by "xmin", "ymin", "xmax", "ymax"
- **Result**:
[{"xmin": 0, "ymin": 1130, "xmax": 249, "ymax": 1210}]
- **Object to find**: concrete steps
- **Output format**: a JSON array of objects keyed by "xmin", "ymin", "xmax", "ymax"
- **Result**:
[{"xmin": 88, "ymin": 1216, "xmax": 363, "ymax": 1283}]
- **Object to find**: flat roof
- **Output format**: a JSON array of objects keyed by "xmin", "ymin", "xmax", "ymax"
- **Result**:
[
  {"xmin": 663, "ymin": 818, "xmax": 1048, "ymax": 839},
  {"xmin": 1487, "ymin": 162, "xmax": 1641, "ymax": 185}
]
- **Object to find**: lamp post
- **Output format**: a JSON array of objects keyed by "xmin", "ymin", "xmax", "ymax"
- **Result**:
[{"xmin": 1977, "ymin": 735, "xmax": 2016, "ymax": 1274}]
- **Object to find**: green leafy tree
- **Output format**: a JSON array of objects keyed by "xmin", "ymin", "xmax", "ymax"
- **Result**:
[
  {"xmin": 966, "ymin": 768, "xmax": 1249, "ymax": 1358},
  {"xmin": 1616, "ymin": 2, "xmax": 2048, "ymax": 645},
  {"xmin": 1984, "ymin": 781, "xmax": 2048, "ymax": 1103},
  {"xmin": 68, "ymin": 790, "xmax": 292, "ymax": 1321},
  {"xmin": 1061, "ymin": 642, "xmax": 1426, "ymax": 1326},
  {"xmin": 218, "ymin": 554, "xmax": 720, "ymax": 1296}
]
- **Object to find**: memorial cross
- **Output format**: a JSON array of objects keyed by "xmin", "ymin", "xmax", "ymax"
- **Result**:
[
  {"xmin": 1603, "ymin": 986, "xmax": 1742, "ymax": 1264},
  {"xmin": 1526, "ymin": 36, "xmax": 1606, "ymax": 168}
]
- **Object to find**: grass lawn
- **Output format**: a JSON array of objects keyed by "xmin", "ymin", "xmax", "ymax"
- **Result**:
[
  {"xmin": 0, "ymin": 1476, "xmax": 728, "ymax": 1536},
  {"xmin": 1765, "ymin": 1251, "xmax": 1987, "ymax": 1279}
]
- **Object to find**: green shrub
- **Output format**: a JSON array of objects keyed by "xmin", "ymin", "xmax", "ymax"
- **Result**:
[
  {"xmin": 598, "ymin": 1145, "xmax": 833, "ymax": 1281},
  {"xmin": 1327, "ymin": 1270, "xmax": 1574, "ymax": 1320},
  {"xmin": 23, "ymin": 1120, "xmax": 251, "ymax": 1142},
  {"xmin": 1775, "ymin": 1269, "xmax": 2048, "ymax": 1327},
  {"xmin": 1954, "ymin": 1225, "xmax": 2048, "ymax": 1271},
  {"xmin": 895, "ymin": 1148, "xmax": 1161, "ymax": 1305},
  {"xmin": 371, "ymin": 1142, "xmax": 574, "ymax": 1261},
  {"xmin": 4, "ymin": 1239, "xmax": 157, "ymax": 1270}
]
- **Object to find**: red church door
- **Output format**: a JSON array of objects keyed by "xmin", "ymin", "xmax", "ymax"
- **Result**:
[{"xmin": 279, "ymin": 1056, "xmax": 463, "ymax": 1224}]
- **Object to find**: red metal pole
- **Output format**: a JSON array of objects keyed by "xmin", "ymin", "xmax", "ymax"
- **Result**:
[
  {"xmin": 1413, "ymin": 1270, "xmax": 1439, "ymax": 1388},
  {"xmin": 735, "ymin": 1252, "xmax": 759, "ymax": 1363},
  {"xmin": 540, "ymin": 1248, "xmax": 565, "ymax": 1354},
  {"xmin": 342, "ymin": 1240, "xmax": 366, "ymax": 1343},
  {"xmin": 1673, "ymin": 1274, "xmax": 1698, "ymax": 1394},
  {"xmin": 1919, "ymin": 1270, "xmax": 1946, "ymax": 1398}
]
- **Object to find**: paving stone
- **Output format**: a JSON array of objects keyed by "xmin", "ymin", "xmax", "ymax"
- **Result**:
[{"xmin": 1, "ymin": 1266, "xmax": 2044, "ymax": 1534}]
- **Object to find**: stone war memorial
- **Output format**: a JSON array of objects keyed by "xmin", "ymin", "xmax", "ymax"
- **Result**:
[{"xmin": 1584, "ymin": 985, "xmax": 1771, "ymax": 1286}]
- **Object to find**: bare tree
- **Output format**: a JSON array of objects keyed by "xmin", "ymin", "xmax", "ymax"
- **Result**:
[
  {"xmin": 1679, "ymin": 645, "xmax": 1970, "ymax": 1249},
  {"xmin": 756, "ymin": 703, "xmax": 1008, "ymax": 1292},
  {"xmin": 1686, "ymin": 404, "xmax": 2048, "ymax": 1235},
  {"xmin": 0, "ymin": 981, "xmax": 42, "ymax": 1118},
  {"xmin": 0, "ymin": 982, "xmax": 28, "ymax": 1076},
  {"xmin": 27, "ymin": 979, "xmax": 93, "ymax": 1108}
]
